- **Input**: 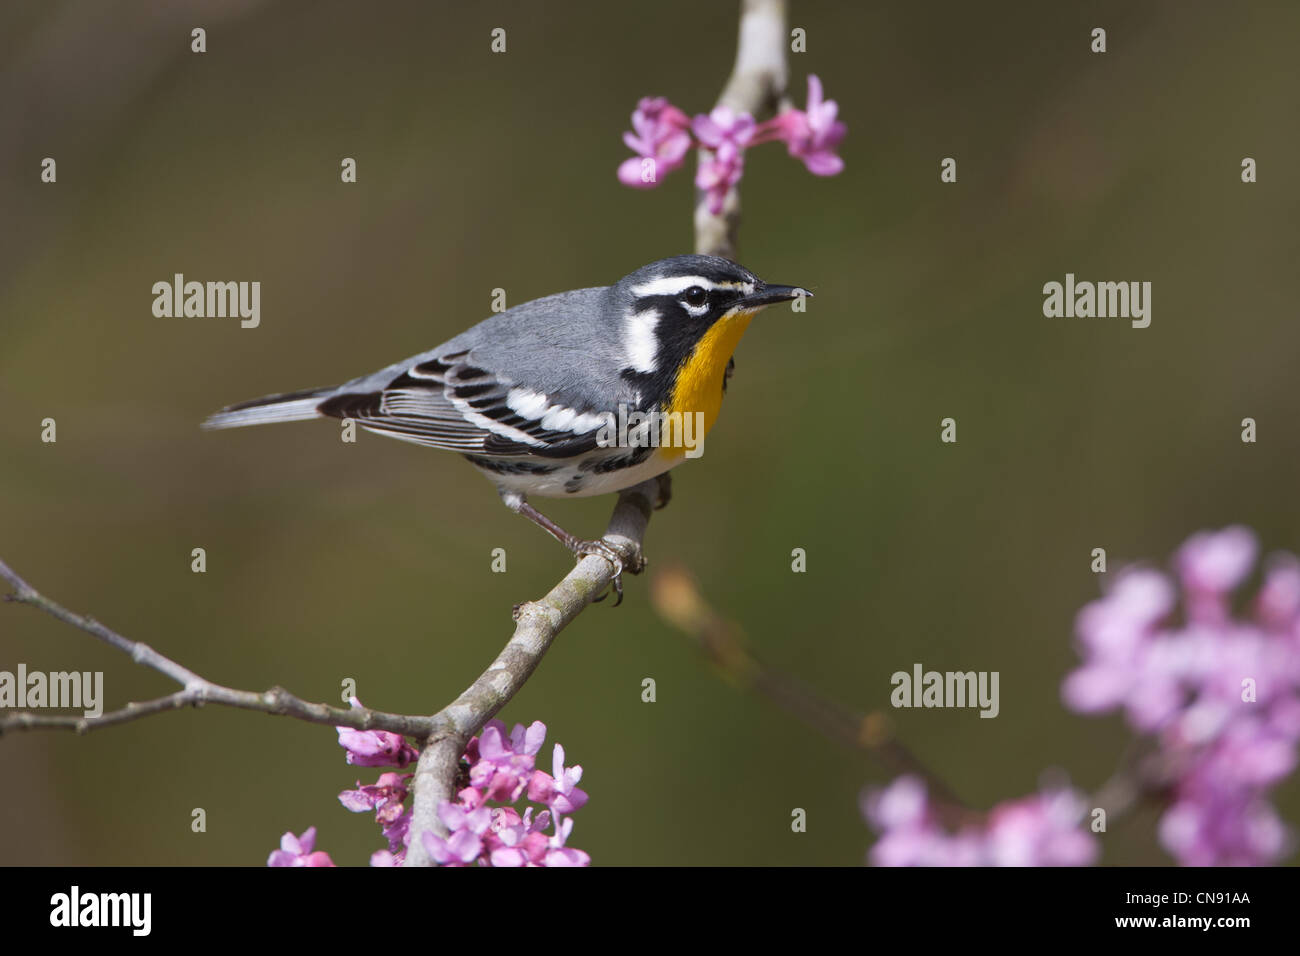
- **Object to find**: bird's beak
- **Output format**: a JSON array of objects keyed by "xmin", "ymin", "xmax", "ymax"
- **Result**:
[{"xmin": 738, "ymin": 284, "xmax": 813, "ymax": 309}]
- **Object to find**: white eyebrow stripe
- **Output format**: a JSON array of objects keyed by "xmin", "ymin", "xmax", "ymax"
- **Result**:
[
  {"xmin": 629, "ymin": 276, "xmax": 758, "ymax": 298},
  {"xmin": 629, "ymin": 275, "xmax": 719, "ymax": 297},
  {"xmin": 624, "ymin": 308, "xmax": 660, "ymax": 373}
]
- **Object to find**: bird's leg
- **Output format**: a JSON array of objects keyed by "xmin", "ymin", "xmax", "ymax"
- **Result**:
[{"xmin": 498, "ymin": 491, "xmax": 643, "ymax": 605}]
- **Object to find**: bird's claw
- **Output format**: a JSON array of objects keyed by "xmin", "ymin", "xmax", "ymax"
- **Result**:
[{"xmin": 573, "ymin": 537, "xmax": 644, "ymax": 607}]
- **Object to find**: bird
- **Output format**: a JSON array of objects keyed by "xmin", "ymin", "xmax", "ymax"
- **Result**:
[{"xmin": 203, "ymin": 254, "xmax": 810, "ymax": 602}]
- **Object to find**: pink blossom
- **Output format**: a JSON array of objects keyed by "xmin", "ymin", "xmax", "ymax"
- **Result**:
[
  {"xmin": 339, "ymin": 771, "xmax": 412, "ymax": 853},
  {"xmin": 267, "ymin": 827, "xmax": 336, "ymax": 867},
  {"xmin": 486, "ymin": 807, "xmax": 552, "ymax": 867},
  {"xmin": 527, "ymin": 743, "xmax": 588, "ymax": 814},
  {"xmin": 339, "ymin": 771, "xmax": 409, "ymax": 822},
  {"xmin": 336, "ymin": 699, "xmax": 419, "ymax": 768},
  {"xmin": 1064, "ymin": 527, "xmax": 1300, "ymax": 865},
  {"xmin": 421, "ymin": 803, "xmax": 492, "ymax": 866},
  {"xmin": 1256, "ymin": 556, "xmax": 1300, "ymax": 630},
  {"xmin": 983, "ymin": 789, "xmax": 1099, "ymax": 867},
  {"xmin": 543, "ymin": 815, "xmax": 592, "ymax": 867},
  {"xmin": 767, "ymin": 74, "xmax": 846, "ymax": 175},
  {"xmin": 617, "ymin": 96, "xmax": 692, "ymax": 188},
  {"xmin": 1177, "ymin": 526, "xmax": 1258, "ymax": 624},
  {"xmin": 1177, "ymin": 526, "xmax": 1257, "ymax": 595},
  {"xmin": 692, "ymin": 107, "xmax": 756, "ymax": 215},
  {"xmin": 1159, "ymin": 787, "xmax": 1290, "ymax": 867},
  {"xmin": 863, "ymin": 777, "xmax": 1097, "ymax": 867},
  {"xmin": 469, "ymin": 719, "xmax": 546, "ymax": 802}
]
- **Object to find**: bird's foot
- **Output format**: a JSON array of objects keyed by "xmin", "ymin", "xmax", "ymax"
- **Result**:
[
  {"xmin": 572, "ymin": 537, "xmax": 645, "ymax": 607},
  {"xmin": 502, "ymin": 491, "xmax": 647, "ymax": 607}
]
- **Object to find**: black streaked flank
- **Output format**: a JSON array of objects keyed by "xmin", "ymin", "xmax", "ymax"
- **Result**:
[
  {"xmin": 463, "ymin": 455, "xmax": 560, "ymax": 476},
  {"xmin": 579, "ymin": 445, "xmax": 654, "ymax": 474}
]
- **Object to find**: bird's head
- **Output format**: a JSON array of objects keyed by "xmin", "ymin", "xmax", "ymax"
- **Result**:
[{"xmin": 611, "ymin": 254, "xmax": 811, "ymax": 383}]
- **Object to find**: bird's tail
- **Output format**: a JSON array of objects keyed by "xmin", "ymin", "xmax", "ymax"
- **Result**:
[{"xmin": 201, "ymin": 386, "xmax": 336, "ymax": 430}]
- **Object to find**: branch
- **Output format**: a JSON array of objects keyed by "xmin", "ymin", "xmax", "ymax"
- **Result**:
[
  {"xmin": 695, "ymin": 0, "xmax": 790, "ymax": 259},
  {"xmin": 0, "ymin": 558, "xmax": 435, "ymax": 738},
  {"xmin": 402, "ymin": 480, "xmax": 657, "ymax": 866},
  {"xmin": 650, "ymin": 564, "xmax": 981, "ymax": 828}
]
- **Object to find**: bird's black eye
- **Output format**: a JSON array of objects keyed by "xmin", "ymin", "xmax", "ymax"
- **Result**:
[{"xmin": 682, "ymin": 286, "xmax": 707, "ymax": 307}]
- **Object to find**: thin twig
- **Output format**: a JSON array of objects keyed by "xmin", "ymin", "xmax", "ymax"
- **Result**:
[
  {"xmin": 0, "ymin": 477, "xmax": 652, "ymax": 750},
  {"xmin": 0, "ymin": 558, "xmax": 433, "ymax": 737}
]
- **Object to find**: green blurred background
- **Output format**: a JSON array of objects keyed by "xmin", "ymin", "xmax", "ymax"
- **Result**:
[{"xmin": 2, "ymin": 0, "xmax": 1298, "ymax": 866}]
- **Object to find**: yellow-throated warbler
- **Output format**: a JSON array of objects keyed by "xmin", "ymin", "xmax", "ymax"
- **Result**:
[{"xmin": 204, "ymin": 255, "xmax": 809, "ymax": 599}]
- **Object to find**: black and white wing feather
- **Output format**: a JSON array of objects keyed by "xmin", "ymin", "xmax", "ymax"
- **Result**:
[{"xmin": 203, "ymin": 349, "xmax": 614, "ymax": 460}]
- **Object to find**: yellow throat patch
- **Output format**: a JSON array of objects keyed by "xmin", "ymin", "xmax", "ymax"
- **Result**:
[{"xmin": 661, "ymin": 308, "xmax": 755, "ymax": 459}]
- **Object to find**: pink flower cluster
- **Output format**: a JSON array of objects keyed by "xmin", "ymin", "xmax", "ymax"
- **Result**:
[
  {"xmin": 618, "ymin": 75, "xmax": 846, "ymax": 214},
  {"xmin": 267, "ymin": 703, "xmax": 590, "ymax": 867},
  {"xmin": 418, "ymin": 719, "xmax": 590, "ymax": 867},
  {"xmin": 1063, "ymin": 526, "xmax": 1300, "ymax": 865},
  {"xmin": 863, "ymin": 776, "xmax": 1099, "ymax": 867}
]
